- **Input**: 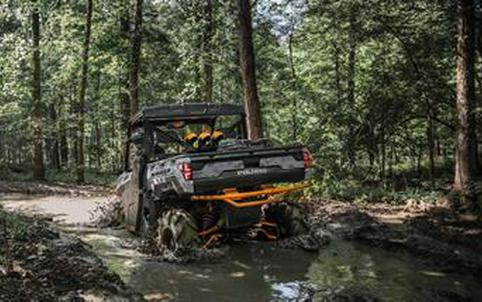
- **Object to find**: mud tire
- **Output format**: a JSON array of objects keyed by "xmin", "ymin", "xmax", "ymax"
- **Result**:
[
  {"xmin": 139, "ymin": 194, "xmax": 161, "ymax": 238},
  {"xmin": 264, "ymin": 201, "xmax": 308, "ymax": 237},
  {"xmin": 155, "ymin": 209, "xmax": 201, "ymax": 253}
]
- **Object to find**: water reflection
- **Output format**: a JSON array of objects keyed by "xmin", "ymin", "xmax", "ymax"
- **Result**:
[
  {"xmin": 125, "ymin": 241, "xmax": 482, "ymax": 301},
  {"xmin": 307, "ymin": 240, "xmax": 481, "ymax": 301},
  {"xmin": 128, "ymin": 244, "xmax": 316, "ymax": 301}
]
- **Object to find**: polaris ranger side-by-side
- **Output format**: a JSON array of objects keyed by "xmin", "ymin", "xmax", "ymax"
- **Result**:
[{"xmin": 116, "ymin": 103, "xmax": 313, "ymax": 252}]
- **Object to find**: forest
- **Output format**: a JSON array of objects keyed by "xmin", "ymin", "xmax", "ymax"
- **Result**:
[
  {"xmin": 0, "ymin": 0, "xmax": 480, "ymax": 206},
  {"xmin": 1, "ymin": 0, "xmax": 478, "ymax": 202},
  {"xmin": 1, "ymin": 0, "xmax": 482, "ymax": 301}
]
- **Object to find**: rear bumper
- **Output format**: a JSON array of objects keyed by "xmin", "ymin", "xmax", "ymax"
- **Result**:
[
  {"xmin": 191, "ymin": 182, "xmax": 310, "ymax": 208},
  {"xmin": 192, "ymin": 168, "xmax": 306, "ymax": 193}
]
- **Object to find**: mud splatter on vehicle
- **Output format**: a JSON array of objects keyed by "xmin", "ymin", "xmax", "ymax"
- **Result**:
[{"xmin": 116, "ymin": 103, "xmax": 314, "ymax": 253}]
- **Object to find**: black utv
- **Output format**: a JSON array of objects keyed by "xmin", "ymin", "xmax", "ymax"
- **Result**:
[{"xmin": 116, "ymin": 103, "xmax": 313, "ymax": 252}]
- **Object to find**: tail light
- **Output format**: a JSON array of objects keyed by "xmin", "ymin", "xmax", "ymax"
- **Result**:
[
  {"xmin": 179, "ymin": 162, "xmax": 193, "ymax": 181},
  {"xmin": 303, "ymin": 149, "xmax": 313, "ymax": 169}
]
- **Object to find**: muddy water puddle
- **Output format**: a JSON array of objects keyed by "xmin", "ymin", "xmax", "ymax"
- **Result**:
[{"xmin": 1, "ymin": 194, "xmax": 481, "ymax": 301}]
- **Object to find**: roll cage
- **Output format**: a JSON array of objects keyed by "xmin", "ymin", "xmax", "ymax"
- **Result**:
[{"xmin": 128, "ymin": 103, "xmax": 248, "ymax": 160}]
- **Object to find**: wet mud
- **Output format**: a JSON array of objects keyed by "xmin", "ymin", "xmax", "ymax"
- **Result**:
[
  {"xmin": 306, "ymin": 198, "xmax": 482, "ymax": 278},
  {"xmin": 1, "ymin": 188, "xmax": 482, "ymax": 301},
  {"xmin": 0, "ymin": 210, "xmax": 142, "ymax": 301}
]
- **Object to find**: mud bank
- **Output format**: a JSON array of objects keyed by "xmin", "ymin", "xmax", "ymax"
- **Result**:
[
  {"xmin": 0, "ymin": 180, "xmax": 110, "ymax": 197},
  {"xmin": 306, "ymin": 198, "xmax": 482, "ymax": 277},
  {"xmin": 0, "ymin": 208, "xmax": 143, "ymax": 301}
]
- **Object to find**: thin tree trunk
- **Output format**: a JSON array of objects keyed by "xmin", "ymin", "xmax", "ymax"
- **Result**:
[
  {"xmin": 426, "ymin": 100, "xmax": 435, "ymax": 183},
  {"xmin": 95, "ymin": 122, "xmax": 101, "ymax": 171},
  {"xmin": 333, "ymin": 42, "xmax": 342, "ymax": 101},
  {"xmin": 122, "ymin": 76, "xmax": 131, "ymax": 170},
  {"xmin": 129, "ymin": 0, "xmax": 143, "ymax": 116},
  {"xmin": 192, "ymin": 3, "xmax": 203, "ymax": 100},
  {"xmin": 333, "ymin": 41, "xmax": 343, "ymax": 165},
  {"xmin": 93, "ymin": 70, "xmax": 102, "ymax": 172},
  {"xmin": 454, "ymin": 0, "xmax": 477, "ymax": 193},
  {"xmin": 76, "ymin": 0, "xmax": 93, "ymax": 183},
  {"xmin": 238, "ymin": 0, "xmax": 263, "ymax": 139},
  {"xmin": 60, "ymin": 122, "xmax": 68, "ymax": 167},
  {"xmin": 120, "ymin": 8, "xmax": 131, "ymax": 171},
  {"xmin": 111, "ymin": 110, "xmax": 117, "ymax": 172},
  {"xmin": 346, "ymin": 9, "xmax": 357, "ymax": 169},
  {"xmin": 57, "ymin": 95, "xmax": 69, "ymax": 167},
  {"xmin": 380, "ymin": 125, "xmax": 386, "ymax": 182},
  {"xmin": 288, "ymin": 34, "xmax": 297, "ymax": 141},
  {"xmin": 31, "ymin": 0, "xmax": 45, "ymax": 180},
  {"xmin": 49, "ymin": 103, "xmax": 60, "ymax": 169},
  {"xmin": 69, "ymin": 81, "xmax": 78, "ymax": 169},
  {"xmin": 417, "ymin": 147, "xmax": 422, "ymax": 177},
  {"xmin": 203, "ymin": 0, "xmax": 214, "ymax": 102}
]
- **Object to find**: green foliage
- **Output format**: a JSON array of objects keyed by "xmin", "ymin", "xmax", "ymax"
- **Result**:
[
  {"xmin": 0, "ymin": 210, "xmax": 31, "ymax": 241},
  {"xmin": 45, "ymin": 169, "xmax": 116, "ymax": 186},
  {"xmin": 0, "ymin": 0, "xmax": 470, "ymax": 202},
  {"xmin": 313, "ymin": 179, "xmax": 443, "ymax": 205}
]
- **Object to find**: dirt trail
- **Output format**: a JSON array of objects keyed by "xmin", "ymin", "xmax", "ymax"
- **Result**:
[{"xmin": 0, "ymin": 180, "xmax": 110, "ymax": 197}]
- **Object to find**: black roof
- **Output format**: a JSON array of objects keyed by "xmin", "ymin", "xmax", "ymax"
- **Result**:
[{"xmin": 130, "ymin": 103, "xmax": 245, "ymax": 126}]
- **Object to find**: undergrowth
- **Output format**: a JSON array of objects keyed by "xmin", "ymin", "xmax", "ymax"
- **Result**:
[
  {"xmin": 2, "ymin": 166, "xmax": 116, "ymax": 186},
  {"xmin": 308, "ymin": 178, "xmax": 444, "ymax": 205}
]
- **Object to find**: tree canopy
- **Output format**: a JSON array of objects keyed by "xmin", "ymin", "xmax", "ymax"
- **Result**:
[{"xmin": 0, "ymin": 0, "xmax": 480, "ymax": 204}]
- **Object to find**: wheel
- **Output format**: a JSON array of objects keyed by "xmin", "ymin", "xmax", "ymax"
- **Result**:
[
  {"xmin": 155, "ymin": 209, "xmax": 201, "ymax": 253},
  {"xmin": 263, "ymin": 201, "xmax": 308, "ymax": 237}
]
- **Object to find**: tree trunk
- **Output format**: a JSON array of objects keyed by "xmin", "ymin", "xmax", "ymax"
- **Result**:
[
  {"xmin": 346, "ymin": 9, "xmax": 357, "ymax": 169},
  {"xmin": 31, "ymin": 0, "xmax": 45, "ymax": 180},
  {"xmin": 288, "ymin": 34, "xmax": 297, "ymax": 141},
  {"xmin": 238, "ymin": 0, "xmax": 263, "ymax": 139},
  {"xmin": 129, "ymin": 0, "xmax": 143, "ymax": 116},
  {"xmin": 426, "ymin": 102, "xmax": 435, "ymax": 183},
  {"xmin": 95, "ymin": 122, "xmax": 101, "ymax": 171},
  {"xmin": 203, "ymin": 0, "xmax": 214, "ymax": 102},
  {"xmin": 93, "ymin": 70, "xmax": 102, "ymax": 172},
  {"xmin": 60, "ymin": 125, "xmax": 68, "ymax": 167},
  {"xmin": 333, "ymin": 41, "xmax": 343, "ymax": 165},
  {"xmin": 333, "ymin": 42, "xmax": 342, "ymax": 102},
  {"xmin": 192, "ymin": 3, "xmax": 203, "ymax": 100},
  {"xmin": 76, "ymin": 0, "xmax": 93, "ymax": 183},
  {"xmin": 417, "ymin": 147, "xmax": 422, "ymax": 177},
  {"xmin": 49, "ymin": 103, "xmax": 60, "ymax": 169},
  {"xmin": 454, "ymin": 0, "xmax": 478, "ymax": 193},
  {"xmin": 380, "ymin": 124, "xmax": 386, "ymax": 182},
  {"xmin": 119, "ymin": 7, "xmax": 131, "ymax": 171}
]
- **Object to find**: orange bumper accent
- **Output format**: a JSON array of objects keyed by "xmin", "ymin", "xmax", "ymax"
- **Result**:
[{"xmin": 191, "ymin": 182, "xmax": 310, "ymax": 208}]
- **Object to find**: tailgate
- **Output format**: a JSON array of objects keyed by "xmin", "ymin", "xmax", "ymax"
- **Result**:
[{"xmin": 189, "ymin": 146, "xmax": 306, "ymax": 193}]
